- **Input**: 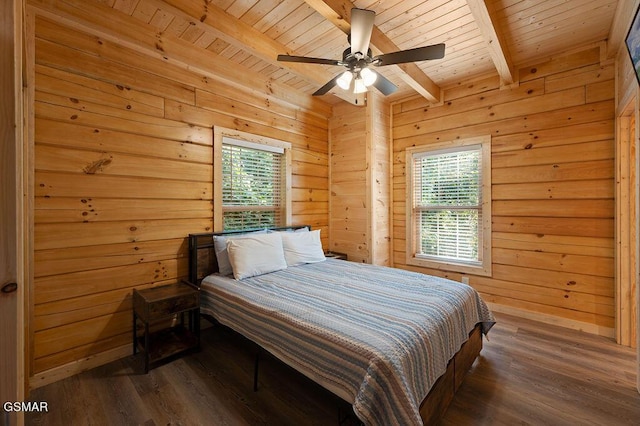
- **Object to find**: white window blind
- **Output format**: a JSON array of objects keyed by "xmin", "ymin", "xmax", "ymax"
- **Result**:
[
  {"xmin": 222, "ymin": 139, "xmax": 285, "ymax": 230},
  {"xmin": 412, "ymin": 145, "xmax": 482, "ymax": 264}
]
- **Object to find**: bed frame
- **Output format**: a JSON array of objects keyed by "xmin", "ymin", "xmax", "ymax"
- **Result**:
[
  {"xmin": 187, "ymin": 226, "xmax": 482, "ymax": 425},
  {"xmin": 188, "ymin": 225, "xmax": 310, "ymax": 284}
]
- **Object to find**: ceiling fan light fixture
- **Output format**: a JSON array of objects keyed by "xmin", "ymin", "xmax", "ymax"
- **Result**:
[
  {"xmin": 353, "ymin": 77, "xmax": 368, "ymax": 94},
  {"xmin": 337, "ymin": 71, "xmax": 353, "ymax": 90},
  {"xmin": 277, "ymin": 8, "xmax": 445, "ymax": 98},
  {"xmin": 360, "ymin": 67, "xmax": 377, "ymax": 86}
]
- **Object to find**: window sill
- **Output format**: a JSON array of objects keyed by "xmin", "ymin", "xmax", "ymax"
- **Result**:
[{"xmin": 406, "ymin": 255, "xmax": 492, "ymax": 277}]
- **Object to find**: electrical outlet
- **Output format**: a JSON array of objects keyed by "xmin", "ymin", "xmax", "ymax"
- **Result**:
[{"xmin": 461, "ymin": 276, "xmax": 469, "ymax": 284}]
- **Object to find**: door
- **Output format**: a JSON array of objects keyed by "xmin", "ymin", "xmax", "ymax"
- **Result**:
[
  {"xmin": 635, "ymin": 107, "xmax": 640, "ymax": 395},
  {"xmin": 1, "ymin": 0, "xmax": 25, "ymax": 425}
]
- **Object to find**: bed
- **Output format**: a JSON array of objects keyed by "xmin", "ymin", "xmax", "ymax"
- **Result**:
[{"xmin": 188, "ymin": 226, "xmax": 495, "ymax": 425}]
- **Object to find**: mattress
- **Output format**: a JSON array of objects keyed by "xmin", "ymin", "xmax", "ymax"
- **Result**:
[{"xmin": 201, "ymin": 259, "xmax": 494, "ymax": 426}]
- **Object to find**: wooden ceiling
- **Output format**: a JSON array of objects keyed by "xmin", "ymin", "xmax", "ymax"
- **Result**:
[{"xmin": 106, "ymin": 0, "xmax": 630, "ymax": 105}]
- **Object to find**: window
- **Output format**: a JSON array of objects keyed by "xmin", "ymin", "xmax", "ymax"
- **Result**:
[
  {"xmin": 406, "ymin": 136, "xmax": 491, "ymax": 276},
  {"xmin": 214, "ymin": 128, "xmax": 291, "ymax": 231}
]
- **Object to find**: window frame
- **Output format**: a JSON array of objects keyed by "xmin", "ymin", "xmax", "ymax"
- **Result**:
[
  {"xmin": 405, "ymin": 136, "xmax": 492, "ymax": 277},
  {"xmin": 213, "ymin": 127, "xmax": 292, "ymax": 231}
]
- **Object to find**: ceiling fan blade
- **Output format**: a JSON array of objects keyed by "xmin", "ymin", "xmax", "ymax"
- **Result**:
[
  {"xmin": 277, "ymin": 54, "xmax": 341, "ymax": 66},
  {"xmin": 312, "ymin": 74, "xmax": 341, "ymax": 96},
  {"xmin": 350, "ymin": 8, "xmax": 375, "ymax": 56},
  {"xmin": 374, "ymin": 43, "xmax": 445, "ymax": 66},
  {"xmin": 371, "ymin": 71, "xmax": 397, "ymax": 96}
]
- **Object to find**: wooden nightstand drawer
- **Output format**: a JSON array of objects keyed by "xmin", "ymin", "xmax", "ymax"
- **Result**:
[
  {"xmin": 146, "ymin": 293, "xmax": 198, "ymax": 318},
  {"xmin": 133, "ymin": 283, "xmax": 199, "ymax": 322}
]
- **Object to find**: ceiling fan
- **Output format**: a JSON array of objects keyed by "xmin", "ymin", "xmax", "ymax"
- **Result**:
[{"xmin": 277, "ymin": 8, "xmax": 445, "ymax": 97}]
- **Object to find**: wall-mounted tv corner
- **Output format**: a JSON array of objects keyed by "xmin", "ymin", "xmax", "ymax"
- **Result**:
[{"xmin": 626, "ymin": 3, "xmax": 640, "ymax": 86}]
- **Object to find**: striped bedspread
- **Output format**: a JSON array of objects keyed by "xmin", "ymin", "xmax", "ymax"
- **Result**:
[{"xmin": 201, "ymin": 259, "xmax": 495, "ymax": 426}]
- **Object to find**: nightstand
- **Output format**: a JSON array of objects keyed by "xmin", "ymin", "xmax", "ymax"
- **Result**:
[
  {"xmin": 132, "ymin": 281, "xmax": 200, "ymax": 373},
  {"xmin": 325, "ymin": 251, "xmax": 348, "ymax": 260}
]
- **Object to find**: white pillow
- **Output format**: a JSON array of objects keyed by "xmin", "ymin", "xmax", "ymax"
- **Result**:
[
  {"xmin": 280, "ymin": 229, "xmax": 326, "ymax": 266},
  {"xmin": 227, "ymin": 232, "xmax": 288, "ymax": 280},
  {"xmin": 213, "ymin": 230, "xmax": 267, "ymax": 276}
]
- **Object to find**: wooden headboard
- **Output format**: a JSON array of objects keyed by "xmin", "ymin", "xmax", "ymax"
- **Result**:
[{"xmin": 187, "ymin": 225, "xmax": 311, "ymax": 285}]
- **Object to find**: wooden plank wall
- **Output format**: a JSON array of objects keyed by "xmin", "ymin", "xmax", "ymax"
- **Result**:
[
  {"xmin": 29, "ymin": 3, "xmax": 330, "ymax": 385},
  {"xmin": 330, "ymin": 102, "xmax": 369, "ymax": 263},
  {"xmin": 329, "ymin": 92, "xmax": 391, "ymax": 265},
  {"xmin": 368, "ymin": 93, "xmax": 391, "ymax": 266},
  {"xmin": 392, "ymin": 46, "xmax": 616, "ymax": 336}
]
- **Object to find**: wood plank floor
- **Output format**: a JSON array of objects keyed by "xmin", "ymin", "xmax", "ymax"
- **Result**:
[{"xmin": 27, "ymin": 312, "xmax": 640, "ymax": 425}]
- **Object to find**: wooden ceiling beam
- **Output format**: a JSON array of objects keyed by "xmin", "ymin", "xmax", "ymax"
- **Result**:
[
  {"xmin": 303, "ymin": 0, "xmax": 442, "ymax": 103},
  {"xmin": 465, "ymin": 0, "xmax": 514, "ymax": 85},
  {"xmin": 159, "ymin": 0, "xmax": 362, "ymax": 105}
]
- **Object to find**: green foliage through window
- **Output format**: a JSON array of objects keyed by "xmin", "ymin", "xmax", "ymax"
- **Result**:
[
  {"xmin": 413, "ymin": 146, "xmax": 482, "ymax": 263},
  {"xmin": 222, "ymin": 143, "xmax": 284, "ymax": 231}
]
